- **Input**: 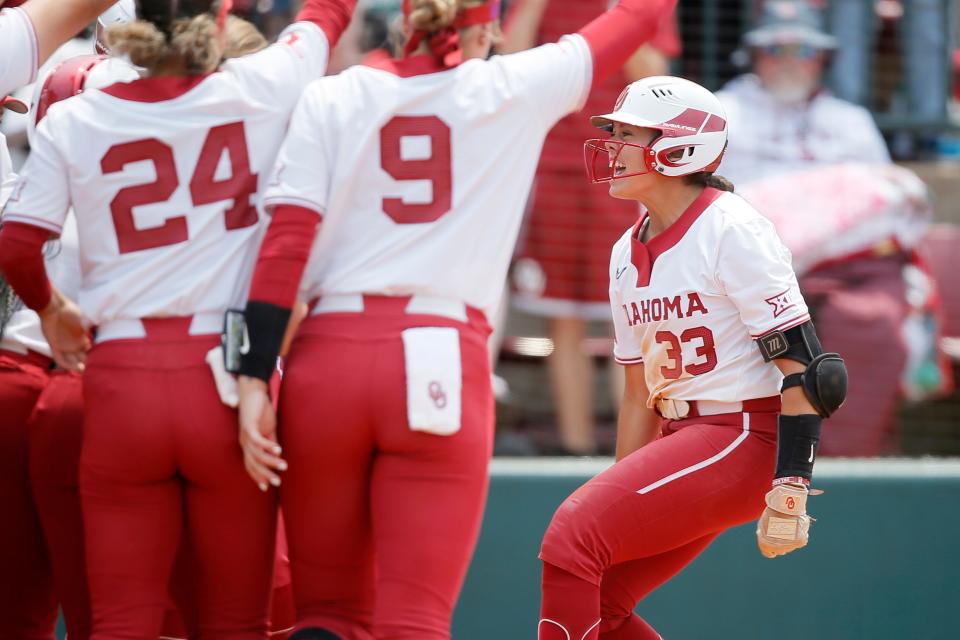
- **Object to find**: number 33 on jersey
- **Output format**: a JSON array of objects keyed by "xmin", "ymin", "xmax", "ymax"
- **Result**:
[{"xmin": 609, "ymin": 188, "xmax": 811, "ymax": 407}]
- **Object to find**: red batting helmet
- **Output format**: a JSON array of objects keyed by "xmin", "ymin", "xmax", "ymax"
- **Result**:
[
  {"xmin": 27, "ymin": 54, "xmax": 138, "ymax": 144},
  {"xmin": 584, "ymin": 76, "xmax": 729, "ymax": 182}
]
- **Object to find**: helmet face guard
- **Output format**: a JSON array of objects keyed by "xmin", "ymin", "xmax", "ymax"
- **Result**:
[
  {"xmin": 95, "ymin": 0, "xmax": 136, "ymax": 55},
  {"xmin": 584, "ymin": 133, "xmax": 726, "ymax": 184},
  {"xmin": 583, "ymin": 138, "xmax": 655, "ymax": 184}
]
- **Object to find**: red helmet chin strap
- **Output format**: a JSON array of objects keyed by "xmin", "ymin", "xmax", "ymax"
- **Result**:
[{"xmin": 583, "ymin": 139, "xmax": 657, "ymax": 184}]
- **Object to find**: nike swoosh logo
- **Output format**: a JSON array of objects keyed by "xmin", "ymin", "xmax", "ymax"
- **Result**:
[
  {"xmin": 616, "ymin": 266, "xmax": 629, "ymax": 279},
  {"xmin": 808, "ymin": 444, "xmax": 815, "ymax": 463},
  {"xmin": 239, "ymin": 324, "xmax": 251, "ymax": 356}
]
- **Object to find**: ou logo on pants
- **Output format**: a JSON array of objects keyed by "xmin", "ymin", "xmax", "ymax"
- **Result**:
[{"xmin": 428, "ymin": 381, "xmax": 447, "ymax": 409}]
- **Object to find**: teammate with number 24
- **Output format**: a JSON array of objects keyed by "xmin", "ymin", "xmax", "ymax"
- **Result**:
[
  {"xmin": 0, "ymin": 0, "xmax": 356, "ymax": 637},
  {"xmin": 536, "ymin": 76, "xmax": 849, "ymax": 639},
  {"xmin": 234, "ymin": 0, "xmax": 677, "ymax": 638}
]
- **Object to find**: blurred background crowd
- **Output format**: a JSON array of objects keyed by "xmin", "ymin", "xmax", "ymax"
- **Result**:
[{"xmin": 4, "ymin": 0, "xmax": 960, "ymax": 458}]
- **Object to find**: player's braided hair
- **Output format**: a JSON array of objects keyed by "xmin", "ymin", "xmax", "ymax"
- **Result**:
[
  {"xmin": 408, "ymin": 0, "xmax": 458, "ymax": 32},
  {"xmin": 107, "ymin": 0, "xmax": 225, "ymax": 75},
  {"xmin": 407, "ymin": 0, "xmax": 487, "ymax": 33},
  {"xmin": 222, "ymin": 15, "xmax": 267, "ymax": 59},
  {"xmin": 686, "ymin": 172, "xmax": 735, "ymax": 193}
]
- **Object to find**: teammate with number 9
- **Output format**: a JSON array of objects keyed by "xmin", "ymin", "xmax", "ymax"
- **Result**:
[
  {"xmin": 536, "ymin": 76, "xmax": 848, "ymax": 639},
  {"xmin": 0, "ymin": 0, "xmax": 356, "ymax": 637},
  {"xmin": 233, "ymin": 0, "xmax": 677, "ymax": 637}
]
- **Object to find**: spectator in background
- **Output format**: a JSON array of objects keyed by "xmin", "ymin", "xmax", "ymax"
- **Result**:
[
  {"xmin": 505, "ymin": 0, "xmax": 680, "ymax": 455},
  {"xmin": 718, "ymin": 0, "xmax": 890, "ymax": 186},
  {"xmin": 718, "ymin": 0, "xmax": 951, "ymax": 456},
  {"xmin": 827, "ymin": 0, "xmax": 951, "ymax": 155}
]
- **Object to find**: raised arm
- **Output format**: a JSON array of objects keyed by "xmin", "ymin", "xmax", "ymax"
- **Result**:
[
  {"xmin": 225, "ymin": 0, "xmax": 359, "ymax": 96},
  {"xmin": 294, "ymin": 0, "xmax": 357, "ymax": 49},
  {"xmin": 23, "ymin": 0, "xmax": 117, "ymax": 64},
  {"xmin": 495, "ymin": 0, "xmax": 678, "ymax": 130},
  {"xmin": 578, "ymin": 0, "xmax": 678, "ymax": 90},
  {"xmin": 497, "ymin": 0, "xmax": 548, "ymax": 54}
]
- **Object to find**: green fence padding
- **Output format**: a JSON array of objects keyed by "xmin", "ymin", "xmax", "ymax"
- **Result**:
[
  {"xmin": 453, "ymin": 459, "xmax": 960, "ymax": 640},
  {"xmin": 52, "ymin": 459, "xmax": 959, "ymax": 639}
]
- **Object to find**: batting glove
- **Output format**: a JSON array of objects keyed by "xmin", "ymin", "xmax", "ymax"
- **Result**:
[{"xmin": 756, "ymin": 481, "xmax": 816, "ymax": 559}]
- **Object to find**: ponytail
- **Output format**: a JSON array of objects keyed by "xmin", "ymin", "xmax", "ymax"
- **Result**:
[
  {"xmin": 107, "ymin": 2, "xmax": 223, "ymax": 76},
  {"xmin": 407, "ymin": 0, "xmax": 458, "ymax": 33},
  {"xmin": 222, "ymin": 15, "xmax": 268, "ymax": 59},
  {"xmin": 107, "ymin": 21, "xmax": 170, "ymax": 72},
  {"xmin": 169, "ymin": 14, "xmax": 220, "ymax": 74},
  {"xmin": 685, "ymin": 172, "xmax": 735, "ymax": 193},
  {"xmin": 404, "ymin": 0, "xmax": 497, "ymax": 63}
]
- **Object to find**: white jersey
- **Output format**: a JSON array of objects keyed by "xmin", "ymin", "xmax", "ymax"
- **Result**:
[
  {"xmin": 0, "ymin": 6, "xmax": 36, "ymax": 209},
  {"xmin": 3, "ymin": 23, "xmax": 330, "ymax": 326},
  {"xmin": 1, "ymin": 214, "xmax": 80, "ymax": 358},
  {"xmin": 0, "ymin": 7, "xmax": 38, "ymax": 97},
  {"xmin": 716, "ymin": 74, "xmax": 890, "ymax": 187},
  {"xmin": 1, "ymin": 130, "xmax": 15, "ymax": 206},
  {"xmin": 609, "ymin": 188, "xmax": 810, "ymax": 407},
  {"xmin": 264, "ymin": 36, "xmax": 593, "ymax": 320}
]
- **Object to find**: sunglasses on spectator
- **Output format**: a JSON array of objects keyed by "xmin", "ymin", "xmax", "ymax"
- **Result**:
[{"xmin": 759, "ymin": 43, "xmax": 821, "ymax": 60}]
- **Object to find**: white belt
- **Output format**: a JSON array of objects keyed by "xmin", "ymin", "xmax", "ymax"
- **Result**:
[
  {"xmin": 95, "ymin": 312, "xmax": 223, "ymax": 344},
  {"xmin": 656, "ymin": 398, "xmax": 748, "ymax": 420},
  {"xmin": 311, "ymin": 294, "xmax": 469, "ymax": 323},
  {"xmin": 0, "ymin": 339, "xmax": 28, "ymax": 356}
]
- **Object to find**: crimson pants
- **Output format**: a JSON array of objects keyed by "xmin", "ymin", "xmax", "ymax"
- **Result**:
[
  {"xmin": 539, "ymin": 410, "xmax": 778, "ymax": 639},
  {"xmin": 29, "ymin": 370, "xmax": 92, "ymax": 639},
  {"xmin": 30, "ymin": 370, "xmax": 294, "ymax": 640},
  {"xmin": 80, "ymin": 319, "xmax": 277, "ymax": 640},
  {"xmin": 0, "ymin": 349, "xmax": 56, "ymax": 639},
  {"xmin": 279, "ymin": 300, "xmax": 494, "ymax": 639}
]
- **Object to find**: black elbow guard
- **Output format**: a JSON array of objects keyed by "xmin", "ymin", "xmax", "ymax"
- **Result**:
[
  {"xmin": 775, "ymin": 413, "xmax": 821, "ymax": 481},
  {"xmin": 780, "ymin": 353, "xmax": 848, "ymax": 418},
  {"xmin": 233, "ymin": 301, "xmax": 292, "ymax": 383},
  {"xmin": 758, "ymin": 320, "xmax": 848, "ymax": 418}
]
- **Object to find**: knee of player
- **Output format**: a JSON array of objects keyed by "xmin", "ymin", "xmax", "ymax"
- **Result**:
[
  {"xmin": 598, "ymin": 614, "xmax": 632, "ymax": 636},
  {"xmin": 540, "ymin": 495, "xmax": 610, "ymax": 568}
]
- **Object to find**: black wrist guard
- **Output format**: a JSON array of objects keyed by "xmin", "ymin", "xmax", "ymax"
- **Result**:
[
  {"xmin": 775, "ymin": 414, "xmax": 822, "ymax": 481},
  {"xmin": 237, "ymin": 300, "xmax": 291, "ymax": 383}
]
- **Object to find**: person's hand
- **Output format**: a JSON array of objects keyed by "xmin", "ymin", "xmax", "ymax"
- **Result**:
[
  {"xmin": 756, "ymin": 482, "xmax": 813, "ymax": 558},
  {"xmin": 237, "ymin": 375, "xmax": 287, "ymax": 491},
  {"xmin": 38, "ymin": 290, "xmax": 90, "ymax": 372}
]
